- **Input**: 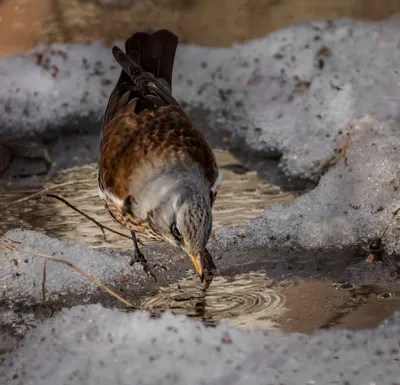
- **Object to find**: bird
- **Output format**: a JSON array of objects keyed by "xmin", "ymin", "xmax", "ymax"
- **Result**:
[{"xmin": 97, "ymin": 30, "xmax": 221, "ymax": 282}]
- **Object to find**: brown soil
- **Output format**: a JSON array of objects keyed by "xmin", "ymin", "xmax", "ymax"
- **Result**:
[{"xmin": 1, "ymin": 0, "xmax": 400, "ymax": 55}]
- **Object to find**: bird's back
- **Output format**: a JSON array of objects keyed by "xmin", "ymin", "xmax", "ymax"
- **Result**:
[{"xmin": 97, "ymin": 30, "xmax": 219, "ymax": 234}]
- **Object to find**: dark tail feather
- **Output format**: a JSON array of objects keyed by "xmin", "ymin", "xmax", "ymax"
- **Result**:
[
  {"xmin": 102, "ymin": 30, "xmax": 180, "ymax": 132},
  {"xmin": 124, "ymin": 30, "xmax": 178, "ymax": 90},
  {"xmin": 111, "ymin": 30, "xmax": 181, "ymax": 108}
]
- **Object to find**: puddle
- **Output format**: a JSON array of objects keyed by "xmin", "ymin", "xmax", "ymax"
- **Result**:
[
  {"xmin": 1, "ymin": 273, "xmax": 400, "ymax": 358},
  {"xmin": 0, "ymin": 149, "xmax": 294, "ymax": 250},
  {"xmin": 141, "ymin": 273, "xmax": 286, "ymax": 331},
  {"xmin": 140, "ymin": 273, "xmax": 400, "ymax": 333}
]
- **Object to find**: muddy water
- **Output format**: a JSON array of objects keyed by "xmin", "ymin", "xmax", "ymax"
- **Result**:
[
  {"xmin": 140, "ymin": 273, "xmax": 400, "ymax": 333},
  {"xmin": 0, "ymin": 149, "xmax": 294, "ymax": 250},
  {"xmin": 142, "ymin": 274, "xmax": 286, "ymax": 330}
]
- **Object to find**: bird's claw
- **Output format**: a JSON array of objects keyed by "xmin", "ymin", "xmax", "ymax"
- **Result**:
[
  {"xmin": 129, "ymin": 250, "xmax": 147, "ymax": 266},
  {"xmin": 153, "ymin": 263, "xmax": 168, "ymax": 271},
  {"xmin": 129, "ymin": 252, "xmax": 157, "ymax": 283},
  {"xmin": 143, "ymin": 265, "xmax": 158, "ymax": 283}
]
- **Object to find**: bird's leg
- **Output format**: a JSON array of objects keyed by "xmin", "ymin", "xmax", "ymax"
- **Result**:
[
  {"xmin": 130, "ymin": 231, "xmax": 157, "ymax": 283},
  {"xmin": 129, "ymin": 231, "xmax": 147, "ymax": 265}
]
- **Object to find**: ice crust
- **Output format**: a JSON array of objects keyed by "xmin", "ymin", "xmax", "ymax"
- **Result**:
[
  {"xmin": 2, "ymin": 304, "xmax": 400, "ymax": 385},
  {"xmin": 2, "ymin": 17, "xmax": 400, "ymax": 181}
]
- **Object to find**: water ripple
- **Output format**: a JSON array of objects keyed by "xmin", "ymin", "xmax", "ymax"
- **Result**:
[{"xmin": 140, "ymin": 273, "xmax": 287, "ymax": 331}]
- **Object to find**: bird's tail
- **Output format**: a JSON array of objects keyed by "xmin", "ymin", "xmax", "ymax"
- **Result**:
[
  {"xmin": 102, "ymin": 30, "xmax": 180, "ymax": 130},
  {"xmin": 123, "ymin": 30, "xmax": 178, "ymax": 90}
]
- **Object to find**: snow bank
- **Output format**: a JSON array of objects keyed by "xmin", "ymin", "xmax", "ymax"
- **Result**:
[
  {"xmin": 0, "ymin": 229, "xmax": 183, "ymax": 308},
  {"xmin": 217, "ymin": 115, "xmax": 400, "ymax": 261},
  {"xmin": 2, "ymin": 304, "xmax": 399, "ymax": 385},
  {"xmin": 2, "ymin": 17, "xmax": 400, "ymax": 181}
]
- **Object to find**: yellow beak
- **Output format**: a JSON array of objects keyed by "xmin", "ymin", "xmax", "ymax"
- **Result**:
[{"xmin": 187, "ymin": 253, "xmax": 205, "ymax": 282}]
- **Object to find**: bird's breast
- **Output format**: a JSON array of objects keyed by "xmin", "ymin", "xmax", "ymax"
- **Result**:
[{"xmin": 98, "ymin": 183, "xmax": 162, "ymax": 241}]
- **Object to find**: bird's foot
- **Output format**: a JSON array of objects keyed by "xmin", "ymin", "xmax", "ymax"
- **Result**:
[
  {"xmin": 129, "ymin": 249, "xmax": 147, "ymax": 266},
  {"xmin": 152, "ymin": 263, "xmax": 168, "ymax": 271},
  {"xmin": 129, "ymin": 251, "xmax": 157, "ymax": 283}
]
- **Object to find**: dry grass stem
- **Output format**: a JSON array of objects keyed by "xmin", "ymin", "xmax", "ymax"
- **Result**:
[
  {"xmin": 1, "ymin": 178, "xmax": 95, "ymax": 210},
  {"xmin": 42, "ymin": 259, "xmax": 49, "ymax": 302},
  {"xmin": 0, "ymin": 240, "xmax": 135, "ymax": 309}
]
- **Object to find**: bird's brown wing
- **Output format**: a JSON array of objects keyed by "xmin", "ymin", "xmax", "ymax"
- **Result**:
[
  {"xmin": 98, "ymin": 30, "xmax": 219, "ymax": 210},
  {"xmin": 99, "ymin": 30, "xmax": 218, "ymax": 196},
  {"xmin": 99, "ymin": 105, "xmax": 219, "ymax": 202}
]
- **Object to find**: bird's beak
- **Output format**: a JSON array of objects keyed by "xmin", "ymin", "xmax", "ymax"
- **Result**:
[{"xmin": 187, "ymin": 253, "xmax": 205, "ymax": 282}]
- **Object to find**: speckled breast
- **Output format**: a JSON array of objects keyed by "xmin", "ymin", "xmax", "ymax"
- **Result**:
[{"xmin": 102, "ymin": 198, "xmax": 163, "ymax": 243}]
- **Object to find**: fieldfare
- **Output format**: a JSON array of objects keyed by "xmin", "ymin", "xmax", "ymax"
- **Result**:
[{"xmin": 97, "ymin": 30, "xmax": 221, "ymax": 282}]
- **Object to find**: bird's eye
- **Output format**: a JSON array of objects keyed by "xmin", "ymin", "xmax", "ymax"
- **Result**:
[{"xmin": 171, "ymin": 223, "xmax": 181, "ymax": 240}]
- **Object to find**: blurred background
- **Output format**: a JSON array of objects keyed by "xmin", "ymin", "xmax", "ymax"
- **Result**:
[{"xmin": 2, "ymin": 0, "xmax": 400, "ymax": 55}]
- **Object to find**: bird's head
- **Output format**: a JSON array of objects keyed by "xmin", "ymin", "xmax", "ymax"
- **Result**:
[{"xmin": 148, "ymin": 185, "xmax": 213, "ymax": 281}]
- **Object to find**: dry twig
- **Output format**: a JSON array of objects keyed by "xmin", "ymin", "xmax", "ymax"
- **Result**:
[
  {"xmin": 42, "ymin": 259, "xmax": 48, "ymax": 302},
  {"xmin": 45, "ymin": 193, "xmax": 141, "ymax": 244},
  {"xmin": 1, "ymin": 176, "xmax": 145, "ymax": 245},
  {"xmin": 0, "ymin": 240, "xmax": 135, "ymax": 309}
]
